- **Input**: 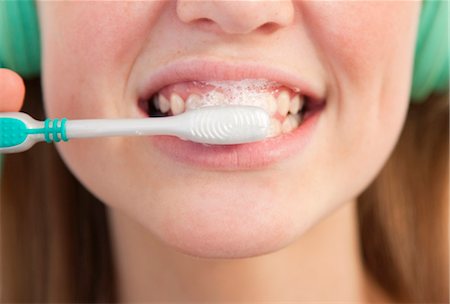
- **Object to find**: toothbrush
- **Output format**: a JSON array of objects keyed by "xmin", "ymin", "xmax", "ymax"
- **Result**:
[{"xmin": 0, "ymin": 105, "xmax": 270, "ymax": 153}]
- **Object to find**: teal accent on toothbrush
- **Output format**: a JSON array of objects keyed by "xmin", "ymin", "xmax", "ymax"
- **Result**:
[
  {"xmin": 0, "ymin": 116, "xmax": 68, "ymax": 149},
  {"xmin": 42, "ymin": 118, "xmax": 68, "ymax": 143},
  {"xmin": 0, "ymin": 106, "xmax": 270, "ymax": 154},
  {"xmin": 0, "ymin": 117, "xmax": 27, "ymax": 148}
]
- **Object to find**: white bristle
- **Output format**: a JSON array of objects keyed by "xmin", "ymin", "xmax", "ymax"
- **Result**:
[{"xmin": 185, "ymin": 106, "xmax": 270, "ymax": 144}]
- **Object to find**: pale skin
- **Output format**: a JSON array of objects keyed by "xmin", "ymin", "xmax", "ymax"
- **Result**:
[{"xmin": 1, "ymin": 0, "xmax": 422, "ymax": 301}]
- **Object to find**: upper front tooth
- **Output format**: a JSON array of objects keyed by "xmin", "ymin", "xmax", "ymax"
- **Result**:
[
  {"xmin": 186, "ymin": 94, "xmax": 202, "ymax": 110},
  {"xmin": 289, "ymin": 95, "xmax": 304, "ymax": 114},
  {"xmin": 267, "ymin": 95, "xmax": 277, "ymax": 116},
  {"xmin": 159, "ymin": 94, "xmax": 170, "ymax": 113},
  {"xmin": 153, "ymin": 97, "xmax": 160, "ymax": 110},
  {"xmin": 170, "ymin": 93, "xmax": 185, "ymax": 115},
  {"xmin": 208, "ymin": 91, "xmax": 225, "ymax": 105},
  {"xmin": 277, "ymin": 91, "xmax": 290, "ymax": 116}
]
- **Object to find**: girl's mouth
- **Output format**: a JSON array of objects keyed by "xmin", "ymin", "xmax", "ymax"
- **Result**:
[
  {"xmin": 136, "ymin": 61, "xmax": 326, "ymax": 170},
  {"xmin": 138, "ymin": 79, "xmax": 325, "ymax": 138},
  {"xmin": 137, "ymin": 78, "xmax": 325, "ymax": 170}
]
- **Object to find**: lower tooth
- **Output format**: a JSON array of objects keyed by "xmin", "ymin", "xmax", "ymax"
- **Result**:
[
  {"xmin": 293, "ymin": 113, "xmax": 302, "ymax": 125},
  {"xmin": 281, "ymin": 113, "xmax": 303, "ymax": 134},
  {"xmin": 268, "ymin": 119, "xmax": 282, "ymax": 138},
  {"xmin": 281, "ymin": 118, "xmax": 294, "ymax": 133}
]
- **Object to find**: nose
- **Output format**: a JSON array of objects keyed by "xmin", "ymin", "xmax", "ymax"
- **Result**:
[{"xmin": 176, "ymin": 0, "xmax": 295, "ymax": 34}]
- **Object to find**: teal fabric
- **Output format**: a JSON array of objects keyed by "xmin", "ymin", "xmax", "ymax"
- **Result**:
[
  {"xmin": 0, "ymin": 0, "xmax": 40, "ymax": 77},
  {"xmin": 411, "ymin": 0, "xmax": 449, "ymax": 102}
]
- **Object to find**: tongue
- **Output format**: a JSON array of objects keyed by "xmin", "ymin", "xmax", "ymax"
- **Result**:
[{"xmin": 158, "ymin": 79, "xmax": 289, "ymax": 110}]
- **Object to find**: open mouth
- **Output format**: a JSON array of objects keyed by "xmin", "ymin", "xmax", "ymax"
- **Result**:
[
  {"xmin": 138, "ymin": 79, "xmax": 325, "ymax": 139},
  {"xmin": 136, "ymin": 60, "xmax": 327, "ymax": 169}
]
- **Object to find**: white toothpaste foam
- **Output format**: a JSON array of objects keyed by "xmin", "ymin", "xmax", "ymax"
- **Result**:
[{"xmin": 193, "ymin": 79, "xmax": 280, "ymax": 111}]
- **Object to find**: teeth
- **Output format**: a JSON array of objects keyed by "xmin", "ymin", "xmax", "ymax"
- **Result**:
[
  {"xmin": 207, "ymin": 91, "xmax": 225, "ymax": 104},
  {"xmin": 281, "ymin": 119, "xmax": 293, "ymax": 134},
  {"xmin": 151, "ymin": 90, "xmax": 306, "ymax": 138},
  {"xmin": 170, "ymin": 93, "xmax": 185, "ymax": 115},
  {"xmin": 268, "ymin": 118, "xmax": 281, "ymax": 138},
  {"xmin": 266, "ymin": 95, "xmax": 277, "ymax": 116},
  {"xmin": 186, "ymin": 94, "xmax": 202, "ymax": 111},
  {"xmin": 293, "ymin": 113, "xmax": 303, "ymax": 126},
  {"xmin": 289, "ymin": 95, "xmax": 304, "ymax": 114},
  {"xmin": 277, "ymin": 91, "xmax": 290, "ymax": 116},
  {"xmin": 281, "ymin": 114, "xmax": 301, "ymax": 133},
  {"xmin": 153, "ymin": 97, "xmax": 160, "ymax": 110},
  {"xmin": 159, "ymin": 94, "xmax": 170, "ymax": 113},
  {"xmin": 160, "ymin": 91, "xmax": 302, "ymax": 117}
]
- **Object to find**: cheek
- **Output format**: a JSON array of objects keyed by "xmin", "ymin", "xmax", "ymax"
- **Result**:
[
  {"xmin": 301, "ymin": 1, "xmax": 419, "ymax": 186},
  {"xmin": 39, "ymin": 2, "xmax": 163, "ymax": 117},
  {"xmin": 303, "ymin": 1, "xmax": 420, "ymax": 86}
]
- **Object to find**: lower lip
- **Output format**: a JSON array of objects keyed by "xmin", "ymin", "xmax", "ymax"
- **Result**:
[{"xmin": 150, "ymin": 108, "xmax": 323, "ymax": 170}]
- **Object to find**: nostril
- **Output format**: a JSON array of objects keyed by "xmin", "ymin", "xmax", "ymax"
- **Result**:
[
  {"xmin": 259, "ymin": 22, "xmax": 283, "ymax": 35},
  {"xmin": 193, "ymin": 17, "xmax": 219, "ymax": 31},
  {"xmin": 197, "ymin": 18, "xmax": 214, "ymax": 25},
  {"xmin": 176, "ymin": 0, "xmax": 294, "ymax": 35}
]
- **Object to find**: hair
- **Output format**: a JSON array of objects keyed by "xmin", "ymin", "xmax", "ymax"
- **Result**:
[
  {"xmin": 1, "ymin": 77, "xmax": 448, "ymax": 303},
  {"xmin": 358, "ymin": 91, "xmax": 449, "ymax": 302}
]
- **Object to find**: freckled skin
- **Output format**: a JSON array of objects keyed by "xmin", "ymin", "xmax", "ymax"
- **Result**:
[{"xmin": 37, "ymin": 1, "xmax": 421, "ymax": 258}]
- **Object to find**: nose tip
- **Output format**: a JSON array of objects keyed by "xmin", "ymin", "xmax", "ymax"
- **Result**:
[{"xmin": 176, "ymin": 0, "xmax": 295, "ymax": 34}]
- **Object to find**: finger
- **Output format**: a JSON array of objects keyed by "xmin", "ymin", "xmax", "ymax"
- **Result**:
[{"xmin": 0, "ymin": 68, "xmax": 25, "ymax": 112}]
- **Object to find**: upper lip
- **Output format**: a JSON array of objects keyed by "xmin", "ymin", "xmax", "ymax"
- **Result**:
[{"xmin": 137, "ymin": 58, "xmax": 326, "ymax": 102}]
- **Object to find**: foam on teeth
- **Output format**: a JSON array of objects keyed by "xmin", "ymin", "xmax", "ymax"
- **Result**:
[{"xmin": 190, "ymin": 79, "xmax": 280, "ymax": 112}]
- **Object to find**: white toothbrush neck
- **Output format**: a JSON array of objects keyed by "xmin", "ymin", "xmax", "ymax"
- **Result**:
[{"xmin": 65, "ymin": 115, "xmax": 186, "ymax": 139}]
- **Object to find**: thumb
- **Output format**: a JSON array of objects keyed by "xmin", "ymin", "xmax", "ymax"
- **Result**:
[{"xmin": 0, "ymin": 68, "xmax": 25, "ymax": 112}]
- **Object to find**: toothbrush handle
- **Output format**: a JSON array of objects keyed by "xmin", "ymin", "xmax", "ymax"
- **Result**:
[
  {"xmin": 1, "ymin": 106, "xmax": 269, "ymax": 152},
  {"xmin": 65, "ymin": 115, "xmax": 186, "ymax": 139}
]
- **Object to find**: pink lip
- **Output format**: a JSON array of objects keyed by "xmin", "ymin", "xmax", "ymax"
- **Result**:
[
  {"xmin": 151, "ymin": 107, "xmax": 323, "ymax": 170},
  {"xmin": 137, "ymin": 58, "xmax": 326, "ymax": 170}
]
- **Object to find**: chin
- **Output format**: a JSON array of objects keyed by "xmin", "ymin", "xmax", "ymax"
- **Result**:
[
  {"xmin": 147, "ymin": 187, "xmax": 306, "ymax": 259},
  {"xmin": 160, "ymin": 218, "xmax": 298, "ymax": 259}
]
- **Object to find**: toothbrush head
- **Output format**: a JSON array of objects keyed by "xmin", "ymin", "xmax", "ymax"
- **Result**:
[{"xmin": 185, "ymin": 105, "xmax": 270, "ymax": 145}]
